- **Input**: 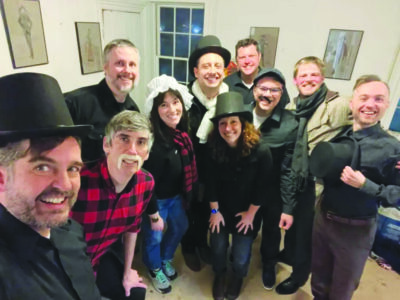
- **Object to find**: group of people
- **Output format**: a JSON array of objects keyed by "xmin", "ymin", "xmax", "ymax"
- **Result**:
[{"xmin": 0, "ymin": 34, "xmax": 399, "ymax": 300}]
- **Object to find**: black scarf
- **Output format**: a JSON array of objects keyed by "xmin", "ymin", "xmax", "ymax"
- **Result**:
[{"xmin": 291, "ymin": 83, "xmax": 328, "ymax": 192}]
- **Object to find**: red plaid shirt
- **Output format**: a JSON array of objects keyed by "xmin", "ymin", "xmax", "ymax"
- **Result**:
[{"xmin": 70, "ymin": 159, "xmax": 155, "ymax": 269}]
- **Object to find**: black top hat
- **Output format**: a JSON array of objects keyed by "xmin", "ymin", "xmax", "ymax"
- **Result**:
[
  {"xmin": 0, "ymin": 72, "xmax": 92, "ymax": 145},
  {"xmin": 310, "ymin": 136, "xmax": 358, "ymax": 182},
  {"xmin": 188, "ymin": 35, "xmax": 231, "ymax": 76},
  {"xmin": 211, "ymin": 91, "xmax": 252, "ymax": 123}
]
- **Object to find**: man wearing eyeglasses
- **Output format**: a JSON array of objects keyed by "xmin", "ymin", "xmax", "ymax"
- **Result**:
[
  {"xmin": 275, "ymin": 56, "xmax": 352, "ymax": 295},
  {"xmin": 249, "ymin": 68, "xmax": 298, "ymax": 292}
]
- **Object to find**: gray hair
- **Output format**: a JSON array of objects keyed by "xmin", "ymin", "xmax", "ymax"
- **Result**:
[
  {"xmin": 105, "ymin": 110, "xmax": 153, "ymax": 149},
  {"xmin": 103, "ymin": 39, "xmax": 139, "ymax": 64}
]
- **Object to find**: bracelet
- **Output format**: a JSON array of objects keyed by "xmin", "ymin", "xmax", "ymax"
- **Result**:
[
  {"xmin": 211, "ymin": 208, "xmax": 219, "ymax": 214},
  {"xmin": 151, "ymin": 216, "xmax": 159, "ymax": 223}
]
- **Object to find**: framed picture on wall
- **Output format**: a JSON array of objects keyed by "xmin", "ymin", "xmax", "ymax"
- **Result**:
[
  {"xmin": 0, "ymin": 0, "xmax": 48, "ymax": 68},
  {"xmin": 249, "ymin": 27, "xmax": 279, "ymax": 68},
  {"xmin": 75, "ymin": 22, "xmax": 103, "ymax": 74},
  {"xmin": 323, "ymin": 29, "xmax": 364, "ymax": 80}
]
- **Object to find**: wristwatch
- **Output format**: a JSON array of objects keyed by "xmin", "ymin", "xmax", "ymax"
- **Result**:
[
  {"xmin": 211, "ymin": 208, "xmax": 219, "ymax": 214},
  {"xmin": 151, "ymin": 216, "xmax": 159, "ymax": 223}
]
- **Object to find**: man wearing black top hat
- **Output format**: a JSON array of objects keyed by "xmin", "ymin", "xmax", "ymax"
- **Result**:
[
  {"xmin": 65, "ymin": 39, "xmax": 140, "ymax": 163},
  {"xmin": 310, "ymin": 75, "xmax": 400, "ymax": 300},
  {"xmin": 0, "ymin": 73, "xmax": 100, "ymax": 300},
  {"xmin": 248, "ymin": 68, "xmax": 298, "ymax": 291},
  {"xmin": 181, "ymin": 35, "xmax": 231, "ymax": 271}
]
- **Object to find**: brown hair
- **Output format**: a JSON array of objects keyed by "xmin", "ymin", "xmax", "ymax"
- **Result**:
[
  {"xmin": 235, "ymin": 38, "xmax": 260, "ymax": 58},
  {"xmin": 208, "ymin": 117, "xmax": 260, "ymax": 163},
  {"xmin": 293, "ymin": 56, "xmax": 325, "ymax": 78},
  {"xmin": 353, "ymin": 74, "xmax": 390, "ymax": 92}
]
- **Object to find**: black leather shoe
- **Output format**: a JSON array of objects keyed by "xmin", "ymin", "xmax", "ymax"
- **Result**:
[
  {"xmin": 212, "ymin": 274, "xmax": 225, "ymax": 300},
  {"xmin": 262, "ymin": 264, "xmax": 276, "ymax": 290},
  {"xmin": 226, "ymin": 275, "xmax": 243, "ymax": 300},
  {"xmin": 182, "ymin": 251, "xmax": 201, "ymax": 272},
  {"xmin": 275, "ymin": 277, "xmax": 301, "ymax": 295}
]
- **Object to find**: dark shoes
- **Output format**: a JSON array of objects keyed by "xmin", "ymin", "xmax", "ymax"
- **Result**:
[
  {"xmin": 275, "ymin": 277, "xmax": 301, "ymax": 295},
  {"xmin": 212, "ymin": 274, "xmax": 225, "ymax": 300},
  {"xmin": 226, "ymin": 275, "xmax": 243, "ymax": 300},
  {"xmin": 262, "ymin": 264, "xmax": 276, "ymax": 290},
  {"xmin": 182, "ymin": 251, "xmax": 201, "ymax": 272}
]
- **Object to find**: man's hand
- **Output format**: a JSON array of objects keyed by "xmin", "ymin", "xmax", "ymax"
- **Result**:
[
  {"xmin": 122, "ymin": 268, "xmax": 147, "ymax": 297},
  {"xmin": 235, "ymin": 211, "xmax": 254, "ymax": 235},
  {"xmin": 396, "ymin": 161, "xmax": 400, "ymax": 170},
  {"xmin": 209, "ymin": 212, "xmax": 225, "ymax": 233},
  {"xmin": 340, "ymin": 166, "xmax": 366, "ymax": 188},
  {"xmin": 279, "ymin": 213, "xmax": 293, "ymax": 230},
  {"xmin": 150, "ymin": 216, "xmax": 164, "ymax": 231}
]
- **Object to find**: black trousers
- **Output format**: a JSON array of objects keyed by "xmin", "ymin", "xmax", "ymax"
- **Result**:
[
  {"xmin": 282, "ymin": 181, "xmax": 315, "ymax": 284},
  {"xmin": 96, "ymin": 251, "xmax": 146, "ymax": 300},
  {"xmin": 253, "ymin": 198, "xmax": 282, "ymax": 267}
]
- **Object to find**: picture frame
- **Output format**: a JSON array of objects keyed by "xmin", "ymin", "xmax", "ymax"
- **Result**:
[
  {"xmin": 0, "ymin": 0, "xmax": 48, "ymax": 68},
  {"xmin": 75, "ymin": 22, "xmax": 103, "ymax": 74},
  {"xmin": 323, "ymin": 29, "xmax": 364, "ymax": 80},
  {"xmin": 250, "ymin": 27, "xmax": 279, "ymax": 68}
]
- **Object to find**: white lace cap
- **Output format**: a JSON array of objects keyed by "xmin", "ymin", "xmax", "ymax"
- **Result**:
[{"xmin": 144, "ymin": 74, "xmax": 193, "ymax": 116}]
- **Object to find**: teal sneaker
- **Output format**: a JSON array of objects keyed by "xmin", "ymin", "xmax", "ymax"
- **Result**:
[
  {"xmin": 149, "ymin": 268, "xmax": 171, "ymax": 294},
  {"xmin": 162, "ymin": 260, "xmax": 178, "ymax": 280}
]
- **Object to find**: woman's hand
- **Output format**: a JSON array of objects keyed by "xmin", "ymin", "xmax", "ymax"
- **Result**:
[
  {"xmin": 209, "ymin": 212, "xmax": 225, "ymax": 233},
  {"xmin": 235, "ymin": 211, "xmax": 255, "ymax": 234}
]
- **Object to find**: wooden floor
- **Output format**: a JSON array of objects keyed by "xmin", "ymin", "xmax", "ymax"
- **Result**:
[{"xmin": 135, "ymin": 233, "xmax": 400, "ymax": 300}]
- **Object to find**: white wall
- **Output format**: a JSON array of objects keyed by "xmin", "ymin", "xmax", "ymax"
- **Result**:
[
  {"xmin": 0, "ymin": 0, "xmax": 399, "ymax": 125},
  {"xmin": 0, "ymin": 0, "xmax": 104, "ymax": 92}
]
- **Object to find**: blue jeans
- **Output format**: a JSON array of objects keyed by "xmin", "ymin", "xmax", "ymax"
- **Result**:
[
  {"xmin": 142, "ymin": 194, "xmax": 188, "ymax": 270},
  {"xmin": 210, "ymin": 226, "xmax": 253, "ymax": 278}
]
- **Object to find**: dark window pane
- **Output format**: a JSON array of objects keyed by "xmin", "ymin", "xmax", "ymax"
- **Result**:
[
  {"xmin": 159, "ymin": 58, "xmax": 172, "ymax": 76},
  {"xmin": 176, "ymin": 8, "xmax": 190, "ymax": 33},
  {"xmin": 174, "ymin": 60, "xmax": 187, "ymax": 82},
  {"xmin": 190, "ymin": 35, "xmax": 202, "ymax": 55},
  {"xmin": 175, "ymin": 34, "xmax": 189, "ymax": 58},
  {"xmin": 191, "ymin": 9, "xmax": 204, "ymax": 34},
  {"xmin": 160, "ymin": 33, "xmax": 174, "ymax": 56},
  {"xmin": 160, "ymin": 7, "xmax": 174, "ymax": 32}
]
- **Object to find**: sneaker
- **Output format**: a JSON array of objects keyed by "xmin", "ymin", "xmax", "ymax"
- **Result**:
[
  {"xmin": 262, "ymin": 264, "xmax": 276, "ymax": 290},
  {"xmin": 162, "ymin": 260, "xmax": 178, "ymax": 280},
  {"xmin": 149, "ymin": 268, "xmax": 171, "ymax": 294}
]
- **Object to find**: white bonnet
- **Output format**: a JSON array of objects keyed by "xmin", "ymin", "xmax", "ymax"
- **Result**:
[{"xmin": 144, "ymin": 74, "xmax": 193, "ymax": 116}]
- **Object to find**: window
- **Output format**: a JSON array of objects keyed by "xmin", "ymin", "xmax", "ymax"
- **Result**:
[
  {"xmin": 389, "ymin": 98, "xmax": 400, "ymax": 132},
  {"xmin": 157, "ymin": 5, "xmax": 204, "ymax": 84}
]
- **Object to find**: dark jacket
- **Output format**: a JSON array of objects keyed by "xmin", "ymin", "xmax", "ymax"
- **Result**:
[
  {"xmin": 224, "ymin": 71, "xmax": 256, "ymax": 104},
  {"xmin": 0, "ymin": 204, "xmax": 101, "ymax": 300},
  {"xmin": 65, "ymin": 79, "xmax": 139, "ymax": 163}
]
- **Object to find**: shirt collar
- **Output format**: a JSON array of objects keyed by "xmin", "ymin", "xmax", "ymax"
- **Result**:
[{"xmin": 351, "ymin": 123, "xmax": 384, "ymax": 140}]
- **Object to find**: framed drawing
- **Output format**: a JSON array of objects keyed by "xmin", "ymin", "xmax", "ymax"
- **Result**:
[
  {"xmin": 0, "ymin": 0, "xmax": 48, "ymax": 68},
  {"xmin": 75, "ymin": 22, "xmax": 103, "ymax": 74},
  {"xmin": 323, "ymin": 29, "xmax": 363, "ymax": 80},
  {"xmin": 250, "ymin": 27, "xmax": 279, "ymax": 68}
]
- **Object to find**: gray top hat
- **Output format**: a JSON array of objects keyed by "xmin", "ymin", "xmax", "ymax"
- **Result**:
[
  {"xmin": 188, "ymin": 35, "xmax": 231, "ymax": 76},
  {"xmin": 211, "ymin": 91, "xmax": 252, "ymax": 123},
  {"xmin": 310, "ymin": 136, "xmax": 358, "ymax": 182},
  {"xmin": 0, "ymin": 72, "xmax": 92, "ymax": 145}
]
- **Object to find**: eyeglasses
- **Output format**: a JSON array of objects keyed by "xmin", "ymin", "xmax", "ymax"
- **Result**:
[{"xmin": 256, "ymin": 85, "xmax": 282, "ymax": 94}]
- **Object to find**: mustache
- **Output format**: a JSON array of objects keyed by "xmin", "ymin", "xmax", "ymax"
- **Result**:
[
  {"xmin": 259, "ymin": 96, "xmax": 273, "ymax": 103},
  {"xmin": 117, "ymin": 154, "xmax": 143, "ymax": 170},
  {"xmin": 37, "ymin": 187, "xmax": 75, "ymax": 200}
]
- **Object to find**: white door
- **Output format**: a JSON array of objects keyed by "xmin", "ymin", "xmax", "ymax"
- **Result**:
[{"xmin": 102, "ymin": 9, "xmax": 145, "ymax": 110}]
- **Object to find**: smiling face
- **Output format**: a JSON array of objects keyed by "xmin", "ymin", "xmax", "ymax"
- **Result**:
[
  {"xmin": 294, "ymin": 63, "xmax": 324, "ymax": 97},
  {"xmin": 158, "ymin": 91, "xmax": 183, "ymax": 129},
  {"xmin": 104, "ymin": 46, "xmax": 139, "ymax": 102},
  {"xmin": 194, "ymin": 53, "xmax": 225, "ymax": 92},
  {"xmin": 218, "ymin": 116, "xmax": 242, "ymax": 148},
  {"xmin": 104, "ymin": 130, "xmax": 150, "ymax": 183},
  {"xmin": 253, "ymin": 77, "xmax": 283, "ymax": 116},
  {"xmin": 0, "ymin": 137, "xmax": 83, "ymax": 236},
  {"xmin": 350, "ymin": 81, "xmax": 390, "ymax": 131},
  {"xmin": 236, "ymin": 44, "xmax": 261, "ymax": 78}
]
